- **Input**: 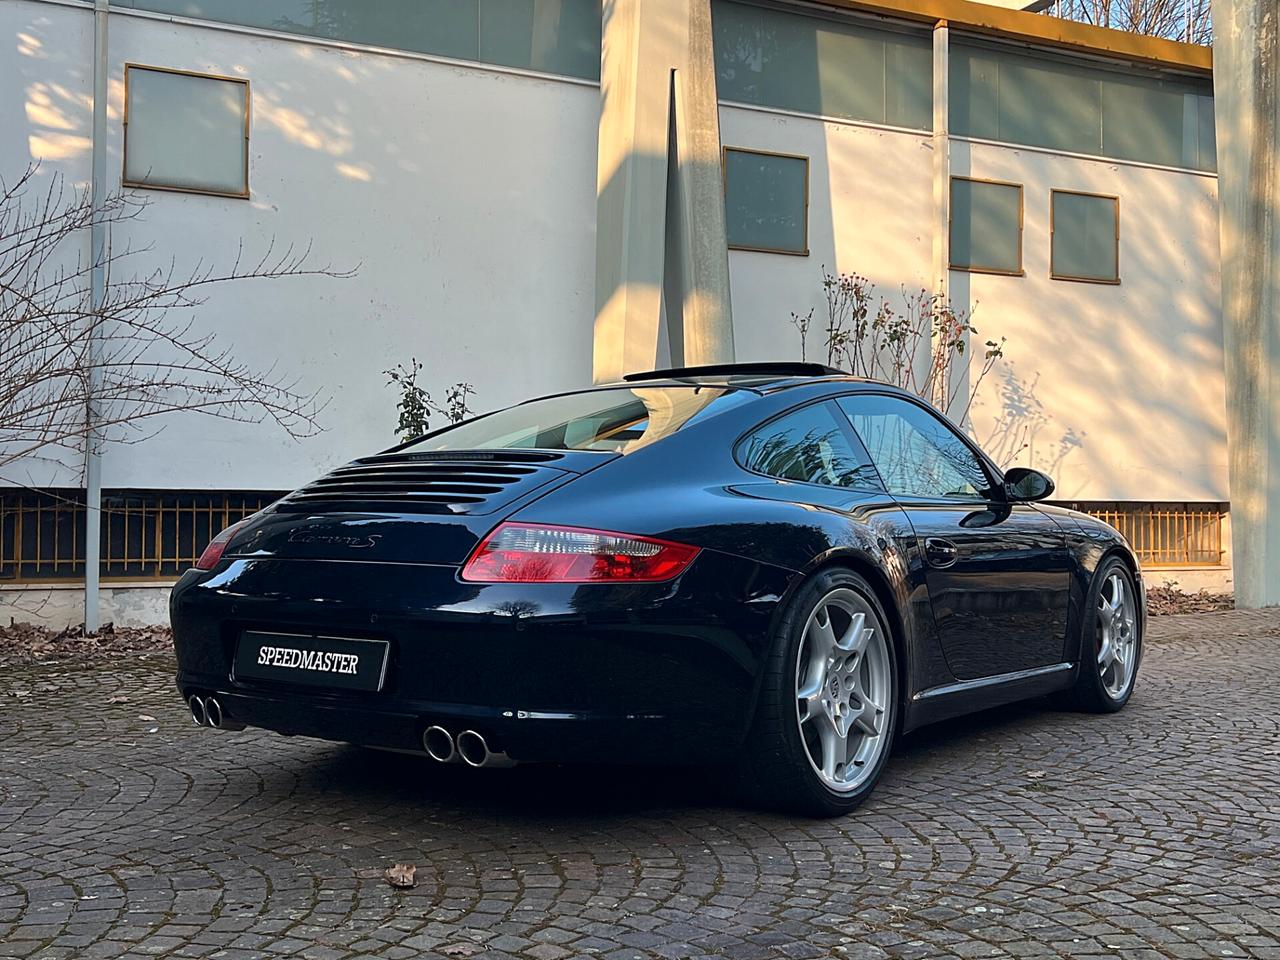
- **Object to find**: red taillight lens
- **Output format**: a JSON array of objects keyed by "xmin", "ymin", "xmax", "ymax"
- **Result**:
[
  {"xmin": 461, "ymin": 523, "xmax": 700, "ymax": 583},
  {"xmin": 195, "ymin": 520, "xmax": 247, "ymax": 571}
]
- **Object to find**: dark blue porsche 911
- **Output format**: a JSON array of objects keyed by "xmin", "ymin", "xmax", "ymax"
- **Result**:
[{"xmin": 171, "ymin": 363, "xmax": 1143, "ymax": 816}]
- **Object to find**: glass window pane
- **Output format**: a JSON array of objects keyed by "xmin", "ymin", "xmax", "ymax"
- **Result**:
[
  {"xmin": 950, "ymin": 41, "xmax": 1214, "ymax": 171},
  {"xmin": 712, "ymin": 0, "xmax": 931, "ymax": 130},
  {"xmin": 1197, "ymin": 94, "xmax": 1217, "ymax": 171},
  {"xmin": 116, "ymin": 0, "xmax": 602, "ymax": 81},
  {"xmin": 124, "ymin": 67, "xmax": 248, "ymax": 196},
  {"xmin": 836, "ymin": 395, "xmax": 991, "ymax": 500},
  {"xmin": 885, "ymin": 39, "xmax": 933, "ymax": 130},
  {"xmin": 739, "ymin": 404, "xmax": 882, "ymax": 489},
  {"xmin": 408, "ymin": 387, "xmax": 742, "ymax": 454},
  {"xmin": 949, "ymin": 47, "xmax": 999, "ymax": 141},
  {"xmin": 1052, "ymin": 191, "xmax": 1118, "ymax": 282},
  {"xmin": 950, "ymin": 178, "xmax": 1021, "ymax": 274},
  {"xmin": 998, "ymin": 57, "xmax": 1100, "ymax": 154},
  {"xmin": 724, "ymin": 149, "xmax": 808, "ymax": 254},
  {"xmin": 1101, "ymin": 75, "xmax": 1186, "ymax": 168}
]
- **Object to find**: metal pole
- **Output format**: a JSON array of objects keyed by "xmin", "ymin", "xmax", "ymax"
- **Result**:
[{"xmin": 85, "ymin": 0, "xmax": 109, "ymax": 632}]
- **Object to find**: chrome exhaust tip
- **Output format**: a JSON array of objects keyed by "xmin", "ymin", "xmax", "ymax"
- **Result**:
[
  {"xmin": 205, "ymin": 696, "xmax": 224, "ymax": 729},
  {"xmin": 456, "ymin": 729, "xmax": 516, "ymax": 769},
  {"xmin": 422, "ymin": 725, "xmax": 457, "ymax": 763},
  {"xmin": 188, "ymin": 694, "xmax": 207, "ymax": 727}
]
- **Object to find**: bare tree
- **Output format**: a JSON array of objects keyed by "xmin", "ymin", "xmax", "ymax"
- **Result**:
[
  {"xmin": 0, "ymin": 164, "xmax": 353, "ymax": 481},
  {"xmin": 1045, "ymin": 0, "xmax": 1212, "ymax": 45}
]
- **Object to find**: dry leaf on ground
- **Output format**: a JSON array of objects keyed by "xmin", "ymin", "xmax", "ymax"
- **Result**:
[{"xmin": 384, "ymin": 863, "xmax": 417, "ymax": 889}]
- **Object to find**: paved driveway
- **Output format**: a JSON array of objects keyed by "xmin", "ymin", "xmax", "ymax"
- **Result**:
[{"xmin": 2, "ymin": 610, "xmax": 1278, "ymax": 960}]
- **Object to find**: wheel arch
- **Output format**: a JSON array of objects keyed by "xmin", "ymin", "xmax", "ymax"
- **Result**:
[{"xmin": 787, "ymin": 552, "xmax": 913, "ymax": 726}]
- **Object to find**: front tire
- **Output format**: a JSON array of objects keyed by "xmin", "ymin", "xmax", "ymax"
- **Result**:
[
  {"xmin": 1067, "ymin": 557, "xmax": 1142, "ymax": 712},
  {"xmin": 741, "ymin": 567, "xmax": 899, "ymax": 817}
]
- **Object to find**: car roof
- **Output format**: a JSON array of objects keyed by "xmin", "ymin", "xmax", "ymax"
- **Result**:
[{"xmin": 608, "ymin": 362, "xmax": 891, "ymax": 394}]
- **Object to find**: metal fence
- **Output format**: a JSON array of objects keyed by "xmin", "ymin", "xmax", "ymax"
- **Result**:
[
  {"xmin": 1059, "ymin": 501, "xmax": 1227, "ymax": 567},
  {"xmin": 0, "ymin": 489, "xmax": 282, "ymax": 582}
]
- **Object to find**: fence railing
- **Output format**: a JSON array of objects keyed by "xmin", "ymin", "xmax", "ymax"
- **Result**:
[
  {"xmin": 0, "ymin": 489, "xmax": 282, "ymax": 582},
  {"xmin": 1056, "ymin": 501, "xmax": 1227, "ymax": 567}
]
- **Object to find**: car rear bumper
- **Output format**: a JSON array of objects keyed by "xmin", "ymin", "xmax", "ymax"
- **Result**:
[{"xmin": 170, "ymin": 553, "xmax": 793, "ymax": 763}]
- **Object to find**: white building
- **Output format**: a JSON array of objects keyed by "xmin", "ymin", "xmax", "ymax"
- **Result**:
[{"xmin": 0, "ymin": 0, "xmax": 1230, "ymax": 626}]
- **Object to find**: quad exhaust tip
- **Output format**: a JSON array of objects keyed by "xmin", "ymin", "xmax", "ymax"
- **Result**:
[
  {"xmin": 455, "ymin": 729, "xmax": 516, "ymax": 769},
  {"xmin": 422, "ymin": 725, "xmax": 457, "ymax": 763},
  {"xmin": 187, "ymin": 693, "xmax": 245, "ymax": 731}
]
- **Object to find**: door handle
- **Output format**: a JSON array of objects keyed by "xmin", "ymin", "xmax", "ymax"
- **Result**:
[{"xmin": 924, "ymin": 537, "xmax": 959, "ymax": 568}]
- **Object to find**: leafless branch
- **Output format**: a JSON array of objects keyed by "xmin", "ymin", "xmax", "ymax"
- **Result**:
[
  {"xmin": 1043, "ymin": 0, "xmax": 1212, "ymax": 45},
  {"xmin": 1, "ymin": 163, "xmax": 355, "ymax": 480}
]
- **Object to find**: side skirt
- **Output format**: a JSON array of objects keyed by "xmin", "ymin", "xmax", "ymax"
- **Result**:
[{"xmin": 903, "ymin": 662, "xmax": 1075, "ymax": 733}]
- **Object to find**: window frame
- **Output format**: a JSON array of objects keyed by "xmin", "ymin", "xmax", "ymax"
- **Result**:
[
  {"xmin": 733, "ymin": 398, "xmax": 885, "ymax": 492},
  {"xmin": 832, "ymin": 390, "xmax": 1005, "ymax": 503},
  {"xmin": 722, "ymin": 145, "xmax": 811, "ymax": 257},
  {"xmin": 1049, "ymin": 188, "xmax": 1121, "ymax": 285},
  {"xmin": 948, "ymin": 175, "xmax": 1025, "ymax": 277},
  {"xmin": 122, "ymin": 62, "xmax": 252, "ymax": 200}
]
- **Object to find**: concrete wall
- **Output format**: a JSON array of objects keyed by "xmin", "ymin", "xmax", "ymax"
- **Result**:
[
  {"xmin": 1, "ymin": 583, "xmax": 170, "ymax": 630},
  {"xmin": 1, "ymin": 1, "xmax": 1232, "ymax": 621},
  {"xmin": 718, "ymin": 104, "xmax": 1227, "ymax": 508},
  {"xmin": 720, "ymin": 104, "xmax": 936, "ymax": 362},
  {"xmin": 1, "ymin": 0, "xmax": 599, "ymax": 493},
  {"xmin": 951, "ymin": 139, "xmax": 1226, "ymax": 504}
]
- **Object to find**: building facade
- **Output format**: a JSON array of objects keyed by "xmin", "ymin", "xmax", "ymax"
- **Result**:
[{"xmin": 0, "ymin": 0, "xmax": 1228, "ymax": 626}]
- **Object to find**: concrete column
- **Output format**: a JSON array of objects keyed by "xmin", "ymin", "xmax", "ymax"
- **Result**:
[
  {"xmin": 931, "ymin": 21, "xmax": 950, "ymax": 299},
  {"xmin": 593, "ymin": 0, "xmax": 734, "ymax": 383},
  {"xmin": 1213, "ymin": 0, "xmax": 1280, "ymax": 607}
]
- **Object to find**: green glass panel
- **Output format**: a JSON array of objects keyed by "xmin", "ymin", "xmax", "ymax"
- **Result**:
[
  {"xmin": 885, "ymin": 40, "xmax": 933, "ymax": 130},
  {"xmin": 1052, "ymin": 192, "xmax": 1117, "ymax": 282},
  {"xmin": 950, "ymin": 42, "xmax": 1214, "ymax": 171},
  {"xmin": 1197, "ymin": 94, "xmax": 1217, "ymax": 171},
  {"xmin": 1101, "ymin": 75, "xmax": 1188, "ymax": 168},
  {"xmin": 950, "ymin": 178, "xmax": 1021, "ymax": 274},
  {"xmin": 998, "ymin": 57, "xmax": 1100, "ymax": 153},
  {"xmin": 724, "ymin": 149, "xmax": 808, "ymax": 254},
  {"xmin": 949, "ymin": 47, "xmax": 999, "ymax": 141},
  {"xmin": 124, "ymin": 67, "xmax": 247, "ymax": 195},
  {"xmin": 712, "ymin": 0, "xmax": 931, "ymax": 130},
  {"xmin": 116, "ymin": 0, "xmax": 602, "ymax": 80}
]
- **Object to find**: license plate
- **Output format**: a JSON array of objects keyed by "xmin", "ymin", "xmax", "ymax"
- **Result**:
[{"xmin": 234, "ymin": 631, "xmax": 389, "ymax": 692}]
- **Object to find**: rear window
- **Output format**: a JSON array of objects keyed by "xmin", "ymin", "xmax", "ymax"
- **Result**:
[{"xmin": 405, "ymin": 386, "xmax": 742, "ymax": 454}]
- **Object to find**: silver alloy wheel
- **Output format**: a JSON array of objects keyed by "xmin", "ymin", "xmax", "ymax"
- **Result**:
[
  {"xmin": 1097, "ymin": 571, "xmax": 1138, "ymax": 699},
  {"xmin": 795, "ymin": 587, "xmax": 892, "ymax": 793}
]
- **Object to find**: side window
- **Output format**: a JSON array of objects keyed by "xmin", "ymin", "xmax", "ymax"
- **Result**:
[
  {"xmin": 836, "ymin": 395, "xmax": 991, "ymax": 500},
  {"xmin": 738, "ymin": 403, "xmax": 882, "ymax": 490}
]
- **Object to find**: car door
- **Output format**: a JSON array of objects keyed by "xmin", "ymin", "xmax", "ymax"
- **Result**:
[{"xmin": 835, "ymin": 393, "xmax": 1071, "ymax": 681}]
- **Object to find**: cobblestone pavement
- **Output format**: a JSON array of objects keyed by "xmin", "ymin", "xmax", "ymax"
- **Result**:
[{"xmin": 2, "ymin": 610, "xmax": 1278, "ymax": 960}]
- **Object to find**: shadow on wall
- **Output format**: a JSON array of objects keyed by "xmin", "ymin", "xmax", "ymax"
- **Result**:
[{"xmin": 945, "ymin": 135, "xmax": 1225, "ymax": 503}]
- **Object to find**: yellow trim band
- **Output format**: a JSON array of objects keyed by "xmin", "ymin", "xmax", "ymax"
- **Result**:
[{"xmin": 812, "ymin": 0, "xmax": 1211, "ymax": 73}]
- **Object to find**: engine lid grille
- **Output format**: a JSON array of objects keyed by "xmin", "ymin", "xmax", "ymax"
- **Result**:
[{"xmin": 276, "ymin": 452, "xmax": 567, "ymax": 515}]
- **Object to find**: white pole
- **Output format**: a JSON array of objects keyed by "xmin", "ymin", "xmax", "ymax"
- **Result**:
[
  {"xmin": 85, "ymin": 0, "xmax": 109, "ymax": 632},
  {"xmin": 1213, "ymin": 0, "xmax": 1280, "ymax": 607}
]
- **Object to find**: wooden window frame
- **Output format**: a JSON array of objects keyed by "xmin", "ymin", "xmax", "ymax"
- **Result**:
[
  {"xmin": 948, "ymin": 175, "xmax": 1025, "ymax": 277},
  {"xmin": 122, "ymin": 63, "xmax": 252, "ymax": 200},
  {"xmin": 722, "ymin": 146, "xmax": 811, "ymax": 257},
  {"xmin": 1050, "ymin": 188, "xmax": 1121, "ymax": 284}
]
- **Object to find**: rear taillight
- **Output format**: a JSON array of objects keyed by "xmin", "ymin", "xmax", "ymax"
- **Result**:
[
  {"xmin": 195, "ymin": 519, "xmax": 248, "ymax": 571},
  {"xmin": 461, "ymin": 522, "xmax": 700, "ymax": 583}
]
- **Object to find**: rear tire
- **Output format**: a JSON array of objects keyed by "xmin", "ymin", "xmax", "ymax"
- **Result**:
[
  {"xmin": 1067, "ymin": 557, "xmax": 1142, "ymax": 713},
  {"xmin": 740, "ymin": 567, "xmax": 899, "ymax": 817}
]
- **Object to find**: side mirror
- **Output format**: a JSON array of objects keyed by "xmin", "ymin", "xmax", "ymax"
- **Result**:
[{"xmin": 1004, "ymin": 467, "xmax": 1055, "ymax": 502}]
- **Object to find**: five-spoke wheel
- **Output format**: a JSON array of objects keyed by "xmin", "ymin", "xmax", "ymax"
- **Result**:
[
  {"xmin": 1068, "ymin": 557, "xmax": 1142, "ymax": 712},
  {"xmin": 742, "ymin": 567, "xmax": 898, "ymax": 817},
  {"xmin": 1096, "ymin": 569, "xmax": 1138, "ymax": 699},
  {"xmin": 795, "ymin": 588, "xmax": 892, "ymax": 793}
]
